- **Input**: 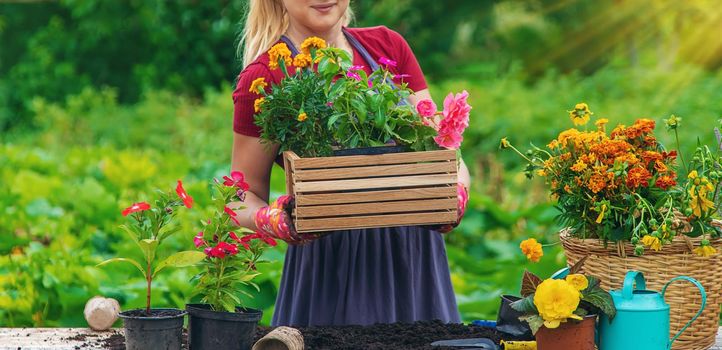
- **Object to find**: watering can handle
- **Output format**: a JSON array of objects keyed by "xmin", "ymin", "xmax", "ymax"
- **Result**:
[
  {"xmin": 622, "ymin": 271, "xmax": 647, "ymax": 300},
  {"xmin": 661, "ymin": 276, "xmax": 707, "ymax": 348}
]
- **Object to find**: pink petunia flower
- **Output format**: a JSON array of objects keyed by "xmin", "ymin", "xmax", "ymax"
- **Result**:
[
  {"xmin": 121, "ymin": 202, "xmax": 151, "ymax": 216},
  {"xmin": 349, "ymin": 65, "xmax": 365, "ymax": 71},
  {"xmin": 379, "ymin": 57, "xmax": 397, "ymax": 68},
  {"xmin": 175, "ymin": 180, "xmax": 194, "ymax": 209},
  {"xmin": 346, "ymin": 71, "xmax": 361, "ymax": 81}
]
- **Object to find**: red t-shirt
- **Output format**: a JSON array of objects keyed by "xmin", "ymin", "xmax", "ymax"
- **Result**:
[{"xmin": 232, "ymin": 26, "xmax": 428, "ymax": 137}]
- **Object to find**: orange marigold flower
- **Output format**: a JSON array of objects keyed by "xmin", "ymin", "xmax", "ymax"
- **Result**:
[
  {"xmin": 564, "ymin": 184, "xmax": 573, "ymax": 193},
  {"xmin": 641, "ymin": 151, "xmax": 663, "ymax": 166},
  {"xmin": 634, "ymin": 118, "xmax": 656, "ymax": 133},
  {"xmin": 557, "ymin": 128, "xmax": 581, "ymax": 147},
  {"xmin": 588, "ymin": 173, "xmax": 607, "ymax": 193},
  {"xmin": 655, "ymin": 175, "xmax": 677, "ymax": 190},
  {"xmin": 300, "ymin": 36, "xmax": 327, "ymax": 55},
  {"xmin": 268, "ymin": 43, "xmax": 292, "ymax": 70},
  {"xmin": 654, "ymin": 160, "xmax": 668, "ymax": 173},
  {"xmin": 595, "ymin": 118, "xmax": 609, "ymax": 131},
  {"xmin": 249, "ymin": 77, "xmax": 267, "ymax": 94},
  {"xmin": 626, "ymin": 167, "xmax": 652, "ymax": 188},
  {"xmin": 293, "ymin": 53, "xmax": 313, "ymax": 68},
  {"xmin": 610, "ymin": 124, "xmax": 626, "ymax": 139},
  {"xmin": 520, "ymin": 238, "xmax": 544, "ymax": 262},
  {"xmin": 548, "ymin": 140, "xmax": 560, "ymax": 149},
  {"xmin": 253, "ymin": 97, "xmax": 265, "ymax": 113}
]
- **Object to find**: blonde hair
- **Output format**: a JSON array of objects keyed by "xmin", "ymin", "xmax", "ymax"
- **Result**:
[{"xmin": 240, "ymin": 0, "xmax": 354, "ymax": 68}]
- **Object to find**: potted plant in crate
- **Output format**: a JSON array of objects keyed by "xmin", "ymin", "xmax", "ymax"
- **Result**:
[
  {"xmin": 510, "ymin": 262, "xmax": 616, "ymax": 350},
  {"xmin": 186, "ymin": 171, "xmax": 277, "ymax": 350},
  {"xmin": 98, "ymin": 181, "xmax": 206, "ymax": 350},
  {"xmin": 503, "ymin": 105, "xmax": 722, "ymax": 349},
  {"xmin": 251, "ymin": 37, "xmax": 470, "ymax": 233}
]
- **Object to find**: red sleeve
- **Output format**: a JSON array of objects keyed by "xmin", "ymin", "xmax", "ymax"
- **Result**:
[
  {"xmin": 385, "ymin": 27, "xmax": 428, "ymax": 92},
  {"xmin": 232, "ymin": 63, "xmax": 273, "ymax": 137}
]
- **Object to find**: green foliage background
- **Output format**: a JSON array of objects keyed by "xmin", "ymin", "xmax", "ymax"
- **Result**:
[{"xmin": 1, "ymin": 0, "xmax": 721, "ymax": 327}]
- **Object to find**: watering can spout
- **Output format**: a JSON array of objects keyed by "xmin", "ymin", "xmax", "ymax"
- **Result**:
[{"xmin": 598, "ymin": 271, "xmax": 706, "ymax": 350}]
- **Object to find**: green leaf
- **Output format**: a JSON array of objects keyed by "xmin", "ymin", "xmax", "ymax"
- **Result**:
[
  {"xmin": 582, "ymin": 286, "xmax": 617, "ymax": 320},
  {"xmin": 510, "ymin": 294, "xmax": 537, "ymax": 314},
  {"xmin": 157, "ymin": 225, "xmax": 181, "ymax": 243},
  {"xmin": 520, "ymin": 315, "xmax": 544, "ymax": 334},
  {"xmin": 153, "ymin": 251, "xmax": 206, "ymax": 277},
  {"xmin": 119, "ymin": 224, "xmax": 139, "ymax": 242},
  {"xmin": 239, "ymin": 272, "xmax": 260, "ymax": 282},
  {"xmin": 138, "ymin": 238, "xmax": 159, "ymax": 263},
  {"xmin": 351, "ymin": 98, "xmax": 367, "ymax": 123},
  {"xmin": 97, "ymin": 258, "xmax": 146, "ymax": 278},
  {"xmin": 520, "ymin": 269, "xmax": 543, "ymax": 297}
]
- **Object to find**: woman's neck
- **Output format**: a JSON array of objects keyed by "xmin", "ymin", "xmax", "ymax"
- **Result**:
[{"xmin": 285, "ymin": 22, "xmax": 347, "ymax": 50}]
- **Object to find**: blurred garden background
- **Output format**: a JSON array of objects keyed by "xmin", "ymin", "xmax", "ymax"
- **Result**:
[{"xmin": 2, "ymin": 0, "xmax": 722, "ymax": 327}]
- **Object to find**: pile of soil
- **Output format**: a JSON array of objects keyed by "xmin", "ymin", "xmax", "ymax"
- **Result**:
[{"xmin": 96, "ymin": 320, "xmax": 515, "ymax": 349}]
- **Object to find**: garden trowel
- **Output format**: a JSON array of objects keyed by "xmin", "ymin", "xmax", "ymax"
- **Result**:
[{"xmin": 430, "ymin": 338, "xmax": 499, "ymax": 349}]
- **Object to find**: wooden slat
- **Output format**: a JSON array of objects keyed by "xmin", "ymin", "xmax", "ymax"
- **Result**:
[
  {"xmin": 283, "ymin": 151, "xmax": 299, "ymax": 195},
  {"xmin": 293, "ymin": 150, "xmax": 456, "ymax": 169},
  {"xmin": 294, "ymin": 161, "xmax": 456, "ymax": 181},
  {"xmin": 296, "ymin": 186, "xmax": 456, "ymax": 206},
  {"xmin": 296, "ymin": 211, "xmax": 457, "ymax": 232},
  {"xmin": 294, "ymin": 174, "xmax": 456, "ymax": 193},
  {"xmin": 295, "ymin": 198, "xmax": 456, "ymax": 218}
]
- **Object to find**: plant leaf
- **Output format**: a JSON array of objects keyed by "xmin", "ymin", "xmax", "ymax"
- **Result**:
[
  {"xmin": 582, "ymin": 286, "xmax": 617, "ymax": 320},
  {"xmin": 153, "ymin": 251, "xmax": 206, "ymax": 278},
  {"xmin": 97, "ymin": 258, "xmax": 146, "ymax": 278},
  {"xmin": 510, "ymin": 295, "xmax": 537, "ymax": 314},
  {"xmin": 569, "ymin": 255, "xmax": 589, "ymax": 274},
  {"xmin": 138, "ymin": 238, "xmax": 159, "ymax": 263},
  {"xmin": 520, "ymin": 269, "xmax": 543, "ymax": 297},
  {"xmin": 519, "ymin": 315, "xmax": 544, "ymax": 335}
]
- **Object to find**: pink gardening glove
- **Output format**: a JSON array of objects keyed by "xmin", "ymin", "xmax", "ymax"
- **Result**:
[
  {"xmin": 437, "ymin": 183, "xmax": 469, "ymax": 234},
  {"xmin": 254, "ymin": 195, "xmax": 316, "ymax": 244}
]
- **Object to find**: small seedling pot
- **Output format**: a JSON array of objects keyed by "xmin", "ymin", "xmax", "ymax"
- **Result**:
[
  {"xmin": 186, "ymin": 303, "xmax": 262, "ymax": 350},
  {"xmin": 535, "ymin": 314, "xmax": 597, "ymax": 350},
  {"xmin": 118, "ymin": 308, "xmax": 186, "ymax": 350}
]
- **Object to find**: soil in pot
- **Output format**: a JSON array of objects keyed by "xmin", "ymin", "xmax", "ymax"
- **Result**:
[
  {"xmin": 187, "ymin": 303, "xmax": 262, "ymax": 350},
  {"xmin": 332, "ymin": 145, "xmax": 407, "ymax": 156},
  {"xmin": 534, "ymin": 315, "xmax": 597, "ymax": 350},
  {"xmin": 119, "ymin": 308, "xmax": 186, "ymax": 350}
]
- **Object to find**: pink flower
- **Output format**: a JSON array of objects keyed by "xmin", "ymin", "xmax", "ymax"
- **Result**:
[
  {"xmin": 416, "ymin": 99, "xmax": 437, "ymax": 118},
  {"xmin": 218, "ymin": 241, "xmax": 239, "ymax": 256},
  {"xmin": 194, "ymin": 231, "xmax": 206, "ymax": 248},
  {"xmin": 176, "ymin": 180, "xmax": 193, "ymax": 209},
  {"xmin": 224, "ymin": 206, "xmax": 241, "ymax": 226},
  {"xmin": 394, "ymin": 74, "xmax": 411, "ymax": 80},
  {"xmin": 326, "ymin": 102, "xmax": 333, "ymax": 107},
  {"xmin": 121, "ymin": 202, "xmax": 150, "ymax": 216},
  {"xmin": 222, "ymin": 171, "xmax": 250, "ymax": 191},
  {"xmin": 346, "ymin": 71, "xmax": 361, "ymax": 81},
  {"xmin": 434, "ymin": 126, "xmax": 464, "ymax": 149},
  {"xmin": 367, "ymin": 79, "xmax": 373, "ymax": 88},
  {"xmin": 349, "ymin": 65, "xmax": 364, "ymax": 71},
  {"xmin": 441, "ymin": 90, "xmax": 471, "ymax": 131},
  {"xmin": 379, "ymin": 57, "xmax": 397, "ymax": 68},
  {"xmin": 207, "ymin": 245, "xmax": 226, "ymax": 258},
  {"xmin": 230, "ymin": 231, "xmax": 251, "ymax": 250}
]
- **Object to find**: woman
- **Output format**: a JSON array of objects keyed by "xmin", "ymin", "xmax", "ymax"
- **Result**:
[{"xmin": 230, "ymin": 0, "xmax": 471, "ymax": 327}]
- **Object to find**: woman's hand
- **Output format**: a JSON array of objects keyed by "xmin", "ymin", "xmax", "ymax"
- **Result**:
[
  {"xmin": 437, "ymin": 182, "xmax": 469, "ymax": 234},
  {"xmin": 254, "ymin": 195, "xmax": 318, "ymax": 244}
]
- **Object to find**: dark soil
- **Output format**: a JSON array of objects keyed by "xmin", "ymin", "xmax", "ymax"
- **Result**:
[
  {"xmin": 95, "ymin": 320, "xmax": 515, "ymax": 349},
  {"xmin": 120, "ymin": 308, "xmax": 184, "ymax": 318}
]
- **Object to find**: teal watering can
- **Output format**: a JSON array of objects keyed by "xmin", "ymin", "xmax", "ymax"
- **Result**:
[{"xmin": 598, "ymin": 271, "xmax": 706, "ymax": 350}]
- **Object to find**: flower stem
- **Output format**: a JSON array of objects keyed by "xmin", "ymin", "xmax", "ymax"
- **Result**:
[
  {"xmin": 146, "ymin": 261, "xmax": 152, "ymax": 315},
  {"xmin": 675, "ymin": 129, "xmax": 689, "ymax": 174}
]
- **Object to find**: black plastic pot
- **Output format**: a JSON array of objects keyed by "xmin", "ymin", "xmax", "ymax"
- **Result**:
[
  {"xmin": 186, "ymin": 303, "xmax": 262, "ymax": 350},
  {"xmin": 118, "ymin": 308, "xmax": 186, "ymax": 350},
  {"xmin": 496, "ymin": 295, "xmax": 534, "ymax": 340},
  {"xmin": 332, "ymin": 145, "xmax": 407, "ymax": 156}
]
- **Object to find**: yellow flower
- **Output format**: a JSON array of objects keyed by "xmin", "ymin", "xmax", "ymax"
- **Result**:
[
  {"xmin": 268, "ymin": 43, "xmax": 292, "ymax": 70},
  {"xmin": 547, "ymin": 139, "xmax": 560, "ymax": 149},
  {"xmin": 641, "ymin": 235, "xmax": 662, "ymax": 251},
  {"xmin": 293, "ymin": 53, "xmax": 313, "ymax": 68},
  {"xmin": 534, "ymin": 279, "xmax": 582, "ymax": 328},
  {"xmin": 568, "ymin": 102, "xmax": 593, "ymax": 126},
  {"xmin": 595, "ymin": 118, "xmax": 609, "ymax": 131},
  {"xmin": 297, "ymin": 112, "xmax": 308, "ymax": 122},
  {"xmin": 565, "ymin": 274, "xmax": 589, "ymax": 291},
  {"xmin": 570, "ymin": 159, "xmax": 587, "ymax": 172},
  {"xmin": 595, "ymin": 204, "xmax": 607, "ymax": 224},
  {"xmin": 248, "ymin": 77, "xmax": 267, "ymax": 94},
  {"xmin": 253, "ymin": 97, "xmax": 265, "ymax": 113},
  {"xmin": 520, "ymin": 238, "xmax": 544, "ymax": 263},
  {"xmin": 694, "ymin": 245, "xmax": 717, "ymax": 257},
  {"xmin": 300, "ymin": 36, "xmax": 327, "ymax": 55},
  {"xmin": 688, "ymin": 171, "xmax": 716, "ymax": 217},
  {"xmin": 536, "ymin": 169, "xmax": 547, "ymax": 177},
  {"xmin": 500, "ymin": 137, "xmax": 511, "ymax": 149}
]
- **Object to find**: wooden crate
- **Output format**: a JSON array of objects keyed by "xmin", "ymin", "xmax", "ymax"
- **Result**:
[{"xmin": 283, "ymin": 149, "xmax": 458, "ymax": 233}]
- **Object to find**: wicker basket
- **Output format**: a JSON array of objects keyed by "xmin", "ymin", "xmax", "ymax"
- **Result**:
[{"xmin": 561, "ymin": 229, "xmax": 722, "ymax": 350}]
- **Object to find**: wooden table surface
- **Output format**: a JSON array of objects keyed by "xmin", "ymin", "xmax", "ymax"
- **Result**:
[{"xmin": 1, "ymin": 327, "xmax": 722, "ymax": 349}]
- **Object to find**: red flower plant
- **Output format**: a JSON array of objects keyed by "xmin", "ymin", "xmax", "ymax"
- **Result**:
[
  {"xmin": 224, "ymin": 206, "xmax": 242, "ymax": 226},
  {"xmin": 121, "ymin": 202, "xmax": 151, "ymax": 216},
  {"xmin": 222, "ymin": 171, "xmax": 250, "ymax": 191},
  {"xmin": 176, "ymin": 180, "xmax": 193, "ymax": 208}
]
